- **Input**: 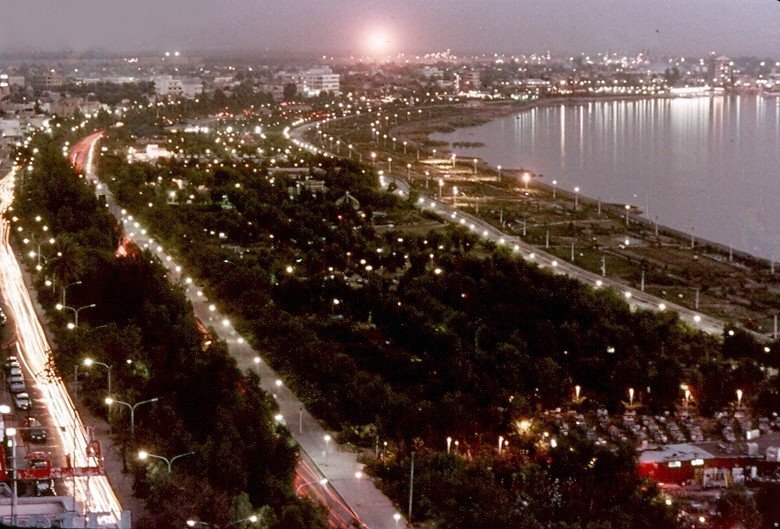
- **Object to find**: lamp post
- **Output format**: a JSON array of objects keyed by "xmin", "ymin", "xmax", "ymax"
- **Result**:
[
  {"xmin": 473, "ymin": 158, "xmax": 478, "ymax": 174},
  {"xmin": 497, "ymin": 165, "xmax": 502, "ymax": 182},
  {"xmin": 6, "ymin": 427, "xmax": 17, "ymax": 524},
  {"xmin": 105, "ymin": 396, "xmax": 159, "ymax": 438},
  {"xmin": 552, "ymin": 179, "xmax": 558, "ymax": 199},
  {"xmin": 137, "ymin": 450, "xmax": 194, "ymax": 473},
  {"xmin": 56, "ymin": 302, "xmax": 96, "ymax": 328},
  {"xmin": 186, "ymin": 515, "xmax": 260, "ymax": 528},
  {"xmin": 83, "ymin": 357, "xmax": 112, "ymax": 395},
  {"xmin": 323, "ymin": 434, "xmax": 331, "ymax": 464},
  {"xmin": 522, "ymin": 172, "xmax": 530, "ymax": 191},
  {"xmin": 296, "ymin": 477, "xmax": 328, "ymax": 494},
  {"xmin": 574, "ymin": 186, "xmax": 580, "ymax": 210},
  {"xmin": 61, "ymin": 280, "xmax": 82, "ymax": 305},
  {"xmin": 625, "ymin": 204, "xmax": 631, "ymax": 227}
]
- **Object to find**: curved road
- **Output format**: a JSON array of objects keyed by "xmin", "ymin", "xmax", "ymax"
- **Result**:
[{"xmin": 287, "ymin": 119, "xmax": 726, "ymax": 337}]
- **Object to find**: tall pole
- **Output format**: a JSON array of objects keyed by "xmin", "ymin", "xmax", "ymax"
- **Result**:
[
  {"xmin": 11, "ymin": 434, "xmax": 17, "ymax": 525},
  {"xmin": 408, "ymin": 451, "xmax": 415, "ymax": 520}
]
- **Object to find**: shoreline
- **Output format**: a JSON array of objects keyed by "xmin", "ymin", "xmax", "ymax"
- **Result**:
[{"xmin": 392, "ymin": 95, "xmax": 776, "ymax": 267}]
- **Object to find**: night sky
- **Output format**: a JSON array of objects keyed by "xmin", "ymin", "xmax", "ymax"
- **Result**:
[{"xmin": 1, "ymin": 0, "xmax": 778, "ymax": 56}]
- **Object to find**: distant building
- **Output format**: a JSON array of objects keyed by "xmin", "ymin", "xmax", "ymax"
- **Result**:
[
  {"xmin": 154, "ymin": 75, "xmax": 182, "ymax": 97},
  {"xmin": 283, "ymin": 67, "xmax": 340, "ymax": 97},
  {"xmin": 708, "ymin": 54, "xmax": 733, "ymax": 86},
  {"xmin": 153, "ymin": 75, "xmax": 203, "ymax": 99},
  {"xmin": 456, "ymin": 70, "xmax": 480, "ymax": 92},
  {"xmin": 43, "ymin": 70, "xmax": 63, "ymax": 87}
]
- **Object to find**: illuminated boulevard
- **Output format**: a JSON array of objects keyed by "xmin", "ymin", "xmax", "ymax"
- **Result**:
[
  {"xmin": 0, "ymin": 167, "xmax": 125, "ymax": 526},
  {"xmin": 69, "ymin": 133, "xmax": 408, "ymax": 529},
  {"xmin": 287, "ymin": 118, "xmax": 726, "ymax": 337}
]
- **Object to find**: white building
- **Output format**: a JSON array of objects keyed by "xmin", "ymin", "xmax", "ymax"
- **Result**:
[
  {"xmin": 288, "ymin": 67, "xmax": 340, "ymax": 97},
  {"xmin": 153, "ymin": 75, "xmax": 202, "ymax": 99}
]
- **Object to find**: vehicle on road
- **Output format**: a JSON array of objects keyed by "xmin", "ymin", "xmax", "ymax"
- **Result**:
[
  {"xmin": 9, "ymin": 366, "xmax": 22, "ymax": 378},
  {"xmin": 8, "ymin": 379, "xmax": 25, "ymax": 394},
  {"xmin": 4, "ymin": 356, "xmax": 18, "ymax": 371},
  {"xmin": 24, "ymin": 419, "xmax": 46, "ymax": 444},
  {"xmin": 14, "ymin": 392, "xmax": 30, "ymax": 411},
  {"xmin": 34, "ymin": 479, "xmax": 54, "ymax": 497}
]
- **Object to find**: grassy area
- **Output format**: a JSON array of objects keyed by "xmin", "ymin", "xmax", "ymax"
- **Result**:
[{"xmin": 315, "ymin": 103, "xmax": 779, "ymax": 335}]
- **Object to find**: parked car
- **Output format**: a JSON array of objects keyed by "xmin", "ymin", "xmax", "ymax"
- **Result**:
[
  {"xmin": 14, "ymin": 392, "xmax": 30, "ymax": 411},
  {"xmin": 4, "ymin": 356, "xmax": 18, "ymax": 371},
  {"xmin": 8, "ymin": 379, "xmax": 25, "ymax": 394},
  {"xmin": 9, "ymin": 366, "xmax": 22, "ymax": 378},
  {"xmin": 34, "ymin": 480, "xmax": 54, "ymax": 497}
]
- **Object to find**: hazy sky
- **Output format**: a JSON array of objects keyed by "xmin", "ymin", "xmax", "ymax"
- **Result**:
[{"xmin": 1, "ymin": 1, "xmax": 778, "ymax": 57}]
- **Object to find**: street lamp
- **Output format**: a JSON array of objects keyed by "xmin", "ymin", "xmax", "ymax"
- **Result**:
[
  {"xmin": 625, "ymin": 204, "xmax": 631, "ymax": 227},
  {"xmin": 323, "ymin": 434, "xmax": 332, "ymax": 464},
  {"xmin": 522, "ymin": 172, "xmax": 530, "ymax": 191},
  {"xmin": 6, "ymin": 427, "xmax": 17, "ymax": 524},
  {"xmin": 472, "ymin": 158, "xmax": 478, "ymax": 174},
  {"xmin": 296, "ymin": 477, "xmax": 327, "ymax": 494},
  {"xmin": 137, "ymin": 449, "xmax": 194, "ymax": 473},
  {"xmin": 552, "ymin": 179, "xmax": 558, "ymax": 199},
  {"xmin": 61, "ymin": 280, "xmax": 82, "ymax": 305},
  {"xmin": 56, "ymin": 303, "xmax": 96, "ymax": 328},
  {"xmin": 496, "ymin": 165, "xmax": 502, "ymax": 182},
  {"xmin": 105, "ymin": 396, "xmax": 159, "ymax": 438},
  {"xmin": 186, "ymin": 515, "xmax": 260, "ymax": 528},
  {"xmin": 574, "ymin": 186, "xmax": 580, "ymax": 210},
  {"xmin": 83, "ymin": 357, "xmax": 112, "ymax": 395}
]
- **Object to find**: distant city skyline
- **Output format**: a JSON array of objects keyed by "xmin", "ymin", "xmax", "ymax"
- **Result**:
[{"xmin": 1, "ymin": 0, "xmax": 778, "ymax": 58}]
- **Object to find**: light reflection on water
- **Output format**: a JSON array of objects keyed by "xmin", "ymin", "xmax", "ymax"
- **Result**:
[{"xmin": 431, "ymin": 95, "xmax": 780, "ymax": 260}]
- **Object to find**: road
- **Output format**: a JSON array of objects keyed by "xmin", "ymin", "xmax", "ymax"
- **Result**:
[
  {"xmin": 0, "ymin": 167, "xmax": 124, "ymax": 526},
  {"xmin": 74, "ymin": 134, "xmax": 408, "ymax": 529},
  {"xmin": 287, "ymin": 119, "xmax": 726, "ymax": 337}
]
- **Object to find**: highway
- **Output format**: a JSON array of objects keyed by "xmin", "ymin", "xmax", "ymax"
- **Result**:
[
  {"xmin": 287, "ymin": 119, "xmax": 726, "ymax": 337},
  {"xmin": 0, "ymin": 167, "xmax": 124, "ymax": 525},
  {"xmin": 72, "ymin": 134, "xmax": 407, "ymax": 529}
]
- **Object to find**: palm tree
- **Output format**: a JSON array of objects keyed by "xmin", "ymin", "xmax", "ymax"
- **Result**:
[{"xmin": 47, "ymin": 235, "xmax": 84, "ymax": 294}]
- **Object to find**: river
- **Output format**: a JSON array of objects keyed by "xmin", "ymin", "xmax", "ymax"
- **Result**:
[{"xmin": 430, "ymin": 95, "xmax": 780, "ymax": 261}]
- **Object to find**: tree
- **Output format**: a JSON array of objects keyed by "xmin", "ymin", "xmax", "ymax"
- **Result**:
[
  {"xmin": 47, "ymin": 235, "xmax": 84, "ymax": 286},
  {"xmin": 716, "ymin": 486, "xmax": 762, "ymax": 529}
]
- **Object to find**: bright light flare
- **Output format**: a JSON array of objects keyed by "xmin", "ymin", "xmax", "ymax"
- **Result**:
[{"xmin": 366, "ymin": 29, "xmax": 392, "ymax": 55}]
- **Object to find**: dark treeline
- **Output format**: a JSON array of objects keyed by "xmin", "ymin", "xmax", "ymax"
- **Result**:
[
  {"xmin": 11, "ymin": 135, "xmax": 327, "ymax": 529},
  {"xmin": 92, "ymin": 102, "xmax": 778, "ymax": 528}
]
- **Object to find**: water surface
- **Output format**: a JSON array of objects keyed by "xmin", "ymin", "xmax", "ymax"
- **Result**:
[{"xmin": 431, "ymin": 96, "xmax": 780, "ymax": 260}]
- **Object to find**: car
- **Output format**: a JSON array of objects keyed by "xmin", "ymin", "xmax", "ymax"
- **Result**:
[
  {"xmin": 34, "ymin": 480, "xmax": 54, "ymax": 497},
  {"xmin": 9, "ymin": 366, "xmax": 22, "ymax": 378},
  {"xmin": 23, "ymin": 419, "xmax": 46, "ymax": 444},
  {"xmin": 8, "ymin": 380, "xmax": 25, "ymax": 394},
  {"xmin": 4, "ymin": 356, "xmax": 18, "ymax": 371},
  {"xmin": 14, "ymin": 392, "xmax": 30, "ymax": 411}
]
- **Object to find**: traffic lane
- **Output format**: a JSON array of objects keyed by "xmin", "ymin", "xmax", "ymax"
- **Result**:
[
  {"xmin": 296, "ymin": 454, "xmax": 361, "ymax": 529},
  {"xmin": 0, "ymin": 169, "xmax": 122, "ymax": 522},
  {"xmin": 84, "ymin": 133, "xmax": 408, "ymax": 529}
]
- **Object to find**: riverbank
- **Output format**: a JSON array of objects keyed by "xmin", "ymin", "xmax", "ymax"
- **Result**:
[{"xmin": 316, "ymin": 97, "xmax": 779, "ymax": 337}]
